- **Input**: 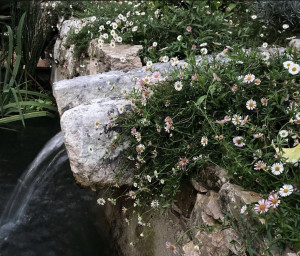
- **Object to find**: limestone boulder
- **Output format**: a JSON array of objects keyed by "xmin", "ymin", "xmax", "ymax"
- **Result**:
[
  {"xmin": 60, "ymin": 97, "xmax": 132, "ymax": 189},
  {"xmin": 289, "ymin": 39, "xmax": 300, "ymax": 52}
]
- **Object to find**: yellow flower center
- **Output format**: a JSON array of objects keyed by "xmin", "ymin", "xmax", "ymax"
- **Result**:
[
  {"xmin": 283, "ymin": 188, "xmax": 289, "ymax": 193},
  {"xmin": 275, "ymin": 166, "xmax": 280, "ymax": 171},
  {"xmin": 169, "ymin": 245, "xmax": 175, "ymax": 251},
  {"xmin": 249, "ymin": 102, "xmax": 254, "ymax": 107},
  {"xmin": 272, "ymin": 198, "xmax": 278, "ymax": 204},
  {"xmin": 259, "ymin": 204, "xmax": 266, "ymax": 211},
  {"xmin": 247, "ymin": 76, "xmax": 251, "ymax": 81},
  {"xmin": 292, "ymin": 67, "xmax": 297, "ymax": 72}
]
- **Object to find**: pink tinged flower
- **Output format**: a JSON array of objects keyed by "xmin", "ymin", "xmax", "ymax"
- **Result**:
[
  {"xmin": 135, "ymin": 132, "xmax": 141, "ymax": 142},
  {"xmin": 186, "ymin": 26, "xmax": 192, "ymax": 32},
  {"xmin": 240, "ymin": 115, "xmax": 249, "ymax": 126},
  {"xmin": 253, "ymin": 133, "xmax": 264, "ymax": 139},
  {"xmin": 128, "ymin": 190, "xmax": 136, "ymax": 199},
  {"xmin": 191, "ymin": 74, "xmax": 198, "ymax": 81},
  {"xmin": 136, "ymin": 144, "xmax": 145, "ymax": 154},
  {"xmin": 166, "ymin": 242, "xmax": 178, "ymax": 254},
  {"xmin": 224, "ymin": 116, "xmax": 231, "ymax": 122},
  {"xmin": 216, "ymin": 120, "xmax": 226, "ymax": 124},
  {"xmin": 254, "ymin": 199, "xmax": 270, "ymax": 214},
  {"xmin": 177, "ymin": 157, "xmax": 189, "ymax": 169},
  {"xmin": 231, "ymin": 85, "xmax": 238, "ymax": 92},
  {"xmin": 152, "ymin": 71, "xmax": 161, "ymax": 80},
  {"xmin": 246, "ymin": 99, "xmax": 257, "ymax": 110},
  {"xmin": 268, "ymin": 193, "xmax": 280, "ymax": 208},
  {"xmin": 165, "ymin": 124, "xmax": 171, "ymax": 133},
  {"xmin": 261, "ymin": 97, "xmax": 268, "ymax": 106},
  {"xmin": 131, "ymin": 127, "xmax": 137, "ymax": 135},
  {"xmin": 191, "ymin": 44, "xmax": 197, "ymax": 50},
  {"xmin": 243, "ymin": 74, "xmax": 255, "ymax": 83},
  {"xmin": 164, "ymin": 116, "xmax": 173, "ymax": 125},
  {"xmin": 213, "ymin": 72, "xmax": 221, "ymax": 82},
  {"xmin": 254, "ymin": 160, "xmax": 267, "ymax": 170},
  {"xmin": 233, "ymin": 136, "xmax": 245, "ymax": 147}
]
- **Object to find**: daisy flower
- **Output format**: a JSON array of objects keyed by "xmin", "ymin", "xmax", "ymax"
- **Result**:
[
  {"xmin": 254, "ymin": 160, "xmax": 267, "ymax": 170},
  {"xmin": 200, "ymin": 48, "xmax": 208, "ymax": 55},
  {"xmin": 240, "ymin": 205, "xmax": 247, "ymax": 214},
  {"xmin": 251, "ymin": 15, "xmax": 257, "ymax": 20},
  {"xmin": 282, "ymin": 24, "xmax": 289, "ymax": 29},
  {"xmin": 201, "ymin": 136, "xmax": 208, "ymax": 146},
  {"xmin": 135, "ymin": 132, "xmax": 141, "ymax": 142},
  {"xmin": 110, "ymin": 40, "xmax": 116, "ymax": 48},
  {"xmin": 262, "ymin": 42, "xmax": 268, "ymax": 48},
  {"xmin": 254, "ymin": 79, "xmax": 261, "ymax": 85},
  {"xmin": 128, "ymin": 190, "xmax": 136, "ymax": 199},
  {"xmin": 254, "ymin": 199, "xmax": 270, "ymax": 214},
  {"xmin": 246, "ymin": 99, "xmax": 257, "ymax": 110},
  {"xmin": 289, "ymin": 63, "xmax": 300, "ymax": 75},
  {"xmin": 200, "ymin": 42, "xmax": 207, "ymax": 47},
  {"xmin": 224, "ymin": 116, "xmax": 231, "ymax": 122},
  {"xmin": 283, "ymin": 61, "xmax": 294, "ymax": 69},
  {"xmin": 118, "ymin": 106, "xmax": 125, "ymax": 114},
  {"xmin": 174, "ymin": 81, "xmax": 183, "ymax": 91},
  {"xmin": 152, "ymin": 42, "xmax": 157, "ymax": 47},
  {"xmin": 131, "ymin": 127, "xmax": 137, "ymax": 135},
  {"xmin": 162, "ymin": 56, "xmax": 169, "ymax": 63},
  {"xmin": 232, "ymin": 114, "xmax": 242, "ymax": 125},
  {"xmin": 243, "ymin": 74, "xmax": 255, "ymax": 83},
  {"xmin": 233, "ymin": 136, "xmax": 245, "ymax": 147},
  {"xmin": 268, "ymin": 193, "xmax": 280, "ymax": 208},
  {"xmin": 146, "ymin": 60, "xmax": 153, "ymax": 67},
  {"xmin": 151, "ymin": 200, "xmax": 159, "ymax": 208},
  {"xmin": 271, "ymin": 162, "xmax": 284, "ymax": 175},
  {"xmin": 152, "ymin": 71, "xmax": 161, "ymax": 80},
  {"xmin": 261, "ymin": 97, "xmax": 268, "ymax": 106},
  {"xmin": 120, "ymin": 56, "xmax": 126, "ymax": 63},
  {"xmin": 231, "ymin": 84, "xmax": 238, "ymax": 92},
  {"xmin": 279, "ymin": 130, "xmax": 289, "ymax": 138},
  {"xmin": 166, "ymin": 242, "xmax": 178, "ymax": 254},
  {"xmin": 97, "ymin": 198, "xmax": 106, "ymax": 205},
  {"xmin": 279, "ymin": 184, "xmax": 293, "ymax": 197},
  {"xmin": 295, "ymin": 112, "xmax": 300, "ymax": 120},
  {"xmin": 177, "ymin": 35, "xmax": 182, "ymax": 41},
  {"xmin": 136, "ymin": 144, "xmax": 145, "ymax": 154},
  {"xmin": 186, "ymin": 26, "xmax": 192, "ymax": 32},
  {"xmin": 253, "ymin": 133, "xmax": 264, "ymax": 139}
]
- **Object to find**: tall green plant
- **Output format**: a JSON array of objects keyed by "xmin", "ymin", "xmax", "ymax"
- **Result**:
[{"xmin": 0, "ymin": 13, "xmax": 56, "ymax": 127}]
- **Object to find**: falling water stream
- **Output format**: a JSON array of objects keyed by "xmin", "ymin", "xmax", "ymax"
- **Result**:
[{"xmin": 0, "ymin": 119, "xmax": 119, "ymax": 256}]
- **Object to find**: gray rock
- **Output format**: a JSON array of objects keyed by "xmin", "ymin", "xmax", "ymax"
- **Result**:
[
  {"xmin": 289, "ymin": 39, "xmax": 300, "ymax": 52},
  {"xmin": 60, "ymin": 97, "xmax": 132, "ymax": 189}
]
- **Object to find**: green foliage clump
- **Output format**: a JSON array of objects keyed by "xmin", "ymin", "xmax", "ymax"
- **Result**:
[{"xmin": 112, "ymin": 48, "xmax": 300, "ymax": 254}]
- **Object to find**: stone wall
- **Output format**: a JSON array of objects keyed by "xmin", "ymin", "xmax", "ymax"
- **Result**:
[{"xmin": 51, "ymin": 17, "xmax": 143, "ymax": 83}]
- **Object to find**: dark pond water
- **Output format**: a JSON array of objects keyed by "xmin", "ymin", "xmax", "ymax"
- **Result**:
[{"xmin": 0, "ymin": 118, "xmax": 120, "ymax": 256}]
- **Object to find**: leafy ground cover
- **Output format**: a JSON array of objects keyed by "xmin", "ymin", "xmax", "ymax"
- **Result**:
[{"xmin": 46, "ymin": 1, "xmax": 300, "ymax": 254}]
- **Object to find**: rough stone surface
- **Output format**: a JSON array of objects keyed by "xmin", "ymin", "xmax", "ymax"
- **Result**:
[
  {"xmin": 289, "ymin": 39, "xmax": 300, "ymax": 52},
  {"xmin": 60, "ymin": 97, "xmax": 132, "ymax": 189},
  {"xmin": 194, "ymin": 228, "xmax": 243, "ymax": 256},
  {"xmin": 190, "ymin": 191, "xmax": 224, "ymax": 228},
  {"xmin": 53, "ymin": 61, "xmax": 172, "ymax": 115},
  {"xmin": 51, "ymin": 18, "xmax": 143, "ymax": 83}
]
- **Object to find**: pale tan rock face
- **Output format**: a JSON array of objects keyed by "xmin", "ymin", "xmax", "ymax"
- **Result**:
[
  {"xmin": 51, "ymin": 18, "xmax": 143, "ymax": 83},
  {"xmin": 289, "ymin": 39, "xmax": 300, "ymax": 52}
]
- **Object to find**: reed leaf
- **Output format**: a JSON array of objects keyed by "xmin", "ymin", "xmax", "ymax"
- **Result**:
[
  {"xmin": 0, "ymin": 111, "xmax": 55, "ymax": 124},
  {"xmin": 3, "ymin": 100, "xmax": 57, "ymax": 112}
]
